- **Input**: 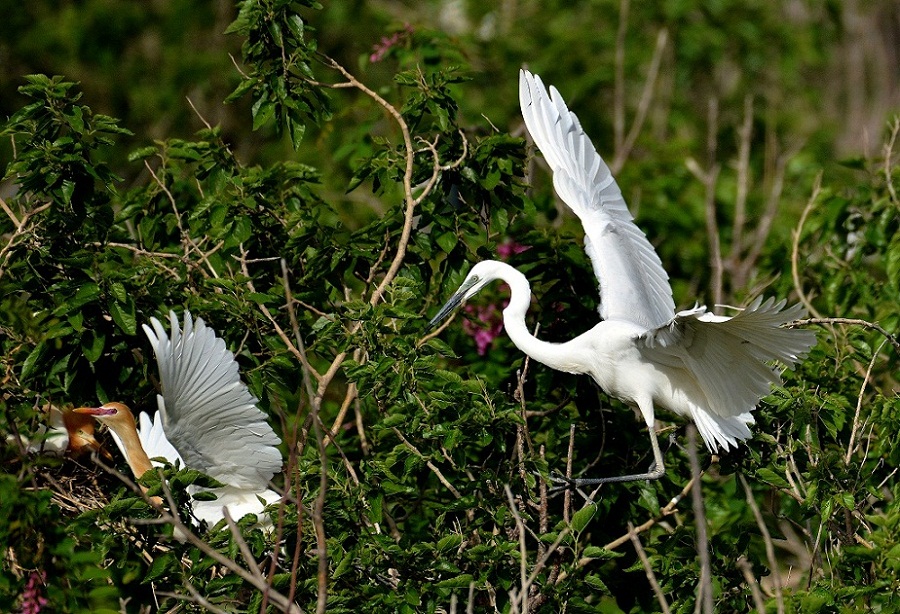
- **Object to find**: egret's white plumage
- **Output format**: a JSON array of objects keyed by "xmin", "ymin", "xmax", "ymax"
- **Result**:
[
  {"xmin": 82, "ymin": 311, "xmax": 282, "ymax": 525},
  {"xmin": 429, "ymin": 70, "xmax": 816, "ymax": 484}
]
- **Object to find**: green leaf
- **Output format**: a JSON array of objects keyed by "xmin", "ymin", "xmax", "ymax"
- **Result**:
[
  {"xmin": 570, "ymin": 503, "xmax": 596, "ymax": 533},
  {"xmin": 436, "ymin": 231, "xmax": 458, "ymax": 253},
  {"xmin": 755, "ymin": 468, "xmax": 790, "ymax": 489},
  {"xmin": 435, "ymin": 573, "xmax": 474, "ymax": 588},
  {"xmin": 109, "ymin": 299, "xmax": 137, "ymax": 335},
  {"xmin": 20, "ymin": 342, "xmax": 47, "ymax": 381}
]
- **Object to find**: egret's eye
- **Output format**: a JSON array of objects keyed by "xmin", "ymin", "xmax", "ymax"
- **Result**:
[{"xmin": 470, "ymin": 275, "xmax": 480, "ymax": 283}]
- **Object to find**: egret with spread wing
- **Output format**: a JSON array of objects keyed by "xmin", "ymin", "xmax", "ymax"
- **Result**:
[
  {"xmin": 76, "ymin": 311, "xmax": 283, "ymax": 526},
  {"xmin": 429, "ymin": 70, "xmax": 816, "ymax": 485}
]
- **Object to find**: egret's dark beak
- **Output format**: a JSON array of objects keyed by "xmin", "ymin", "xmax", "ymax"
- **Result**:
[{"xmin": 427, "ymin": 290, "xmax": 466, "ymax": 331}]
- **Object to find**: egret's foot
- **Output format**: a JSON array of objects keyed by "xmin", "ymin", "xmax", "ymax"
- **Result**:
[{"xmin": 547, "ymin": 471, "xmax": 577, "ymax": 493}]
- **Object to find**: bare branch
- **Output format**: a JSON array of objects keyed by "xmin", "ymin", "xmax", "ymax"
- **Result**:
[
  {"xmin": 790, "ymin": 175, "xmax": 823, "ymax": 318},
  {"xmin": 687, "ymin": 427, "xmax": 712, "ymax": 614},
  {"xmin": 628, "ymin": 522, "xmax": 671, "ymax": 614},
  {"xmin": 739, "ymin": 474, "xmax": 784, "ymax": 614}
]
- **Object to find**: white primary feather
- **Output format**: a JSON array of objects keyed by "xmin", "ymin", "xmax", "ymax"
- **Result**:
[
  {"xmin": 519, "ymin": 69, "xmax": 675, "ymax": 330},
  {"xmin": 133, "ymin": 310, "xmax": 283, "ymax": 525},
  {"xmin": 142, "ymin": 311, "xmax": 283, "ymax": 491}
]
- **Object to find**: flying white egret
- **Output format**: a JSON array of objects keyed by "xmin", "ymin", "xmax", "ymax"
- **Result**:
[
  {"xmin": 76, "ymin": 310, "xmax": 283, "ymax": 526},
  {"xmin": 429, "ymin": 69, "xmax": 816, "ymax": 484}
]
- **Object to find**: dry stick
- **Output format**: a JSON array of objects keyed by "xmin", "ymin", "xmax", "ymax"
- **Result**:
[
  {"xmin": 392, "ymin": 427, "xmax": 462, "ymax": 498},
  {"xmin": 144, "ymin": 160, "xmax": 219, "ymax": 279},
  {"xmin": 687, "ymin": 427, "xmax": 713, "ymax": 614},
  {"xmin": 280, "ymin": 258, "xmax": 323, "ymax": 394},
  {"xmin": 790, "ymin": 317, "xmax": 900, "ymax": 356},
  {"xmin": 790, "ymin": 174, "xmax": 824, "ymax": 319},
  {"xmin": 739, "ymin": 140, "xmax": 801, "ymax": 286},
  {"xmin": 705, "ymin": 98, "xmax": 723, "ymax": 310},
  {"xmin": 0, "ymin": 202, "xmax": 51, "ymax": 281},
  {"xmin": 310, "ymin": 415, "xmax": 329, "ymax": 614},
  {"xmin": 883, "ymin": 117, "xmax": 900, "ymax": 206},
  {"xmin": 613, "ymin": 28, "xmax": 669, "ymax": 174},
  {"xmin": 731, "ymin": 95, "xmax": 754, "ymax": 261},
  {"xmin": 564, "ymin": 423, "xmax": 576, "ymax": 525},
  {"xmin": 505, "ymin": 485, "xmax": 530, "ymax": 614},
  {"xmin": 627, "ymin": 522, "xmax": 672, "ymax": 614},
  {"xmin": 845, "ymin": 338, "xmax": 888, "ymax": 464},
  {"xmin": 736, "ymin": 556, "xmax": 767, "ymax": 614},
  {"xmin": 0, "ymin": 194, "xmax": 22, "ymax": 226},
  {"xmin": 308, "ymin": 55, "xmax": 442, "ymax": 423},
  {"xmin": 739, "ymin": 474, "xmax": 784, "ymax": 614}
]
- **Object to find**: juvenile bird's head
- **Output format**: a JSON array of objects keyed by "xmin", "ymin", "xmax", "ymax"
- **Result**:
[{"xmin": 73, "ymin": 402, "xmax": 137, "ymax": 435}]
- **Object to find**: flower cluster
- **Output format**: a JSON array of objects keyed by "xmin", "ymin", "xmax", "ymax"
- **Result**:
[
  {"xmin": 20, "ymin": 571, "xmax": 48, "ymax": 614},
  {"xmin": 369, "ymin": 24, "xmax": 414, "ymax": 63},
  {"xmin": 496, "ymin": 240, "xmax": 530, "ymax": 260},
  {"xmin": 461, "ymin": 300, "xmax": 508, "ymax": 356}
]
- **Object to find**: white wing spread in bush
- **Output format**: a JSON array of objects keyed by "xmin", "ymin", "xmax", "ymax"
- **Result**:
[
  {"xmin": 429, "ymin": 69, "xmax": 817, "ymax": 484},
  {"xmin": 143, "ymin": 311, "xmax": 282, "ymax": 490},
  {"xmin": 81, "ymin": 310, "xmax": 282, "ymax": 526}
]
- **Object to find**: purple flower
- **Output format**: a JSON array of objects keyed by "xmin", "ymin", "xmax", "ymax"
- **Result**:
[
  {"xmin": 497, "ymin": 241, "xmax": 530, "ymax": 260},
  {"xmin": 20, "ymin": 571, "xmax": 47, "ymax": 614},
  {"xmin": 369, "ymin": 24, "xmax": 414, "ymax": 63},
  {"xmin": 461, "ymin": 298, "xmax": 509, "ymax": 355}
]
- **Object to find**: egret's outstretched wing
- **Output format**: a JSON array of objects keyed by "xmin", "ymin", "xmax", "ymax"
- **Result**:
[
  {"xmin": 143, "ymin": 311, "xmax": 282, "ymax": 490},
  {"xmin": 638, "ymin": 298, "xmax": 815, "ymax": 420},
  {"xmin": 519, "ymin": 69, "xmax": 675, "ymax": 330}
]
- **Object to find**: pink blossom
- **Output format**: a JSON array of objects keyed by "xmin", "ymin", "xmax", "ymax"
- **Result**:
[
  {"xmin": 461, "ymin": 298, "xmax": 509, "ymax": 355},
  {"xmin": 20, "ymin": 571, "xmax": 47, "ymax": 614},
  {"xmin": 369, "ymin": 24, "xmax": 414, "ymax": 63},
  {"xmin": 497, "ymin": 241, "xmax": 530, "ymax": 260}
]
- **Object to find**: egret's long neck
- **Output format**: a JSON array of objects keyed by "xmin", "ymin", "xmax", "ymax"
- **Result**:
[
  {"xmin": 496, "ymin": 263, "xmax": 584, "ymax": 374},
  {"xmin": 108, "ymin": 421, "xmax": 154, "ymax": 479}
]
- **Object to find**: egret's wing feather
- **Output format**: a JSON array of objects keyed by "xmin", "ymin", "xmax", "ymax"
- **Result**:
[
  {"xmin": 136, "ymin": 411, "xmax": 183, "ymax": 467},
  {"xmin": 638, "ymin": 298, "xmax": 816, "ymax": 420},
  {"xmin": 519, "ymin": 69, "xmax": 675, "ymax": 329},
  {"xmin": 143, "ymin": 311, "xmax": 282, "ymax": 490}
]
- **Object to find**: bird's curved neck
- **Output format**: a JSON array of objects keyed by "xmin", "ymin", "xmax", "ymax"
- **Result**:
[
  {"xmin": 497, "ymin": 263, "xmax": 582, "ymax": 374},
  {"xmin": 109, "ymin": 422, "xmax": 154, "ymax": 479}
]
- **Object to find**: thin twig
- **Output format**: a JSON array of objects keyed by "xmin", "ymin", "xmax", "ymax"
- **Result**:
[
  {"xmin": 687, "ymin": 427, "xmax": 712, "ymax": 614},
  {"xmin": 628, "ymin": 522, "xmax": 671, "ymax": 614},
  {"xmin": 736, "ymin": 556, "xmax": 766, "ymax": 614},
  {"xmin": 505, "ymin": 485, "xmax": 530, "ymax": 614},
  {"xmin": 790, "ymin": 174, "xmax": 823, "ymax": 318},
  {"xmin": 845, "ymin": 338, "xmax": 888, "ymax": 464},
  {"xmin": 612, "ymin": 0, "xmax": 630, "ymax": 157},
  {"xmin": 790, "ymin": 317, "xmax": 900, "ymax": 355},
  {"xmin": 392, "ymin": 427, "xmax": 462, "ymax": 498},
  {"xmin": 731, "ymin": 95, "xmax": 754, "ymax": 260},
  {"xmin": 739, "ymin": 474, "xmax": 784, "ymax": 614},
  {"xmin": 613, "ymin": 28, "xmax": 669, "ymax": 174}
]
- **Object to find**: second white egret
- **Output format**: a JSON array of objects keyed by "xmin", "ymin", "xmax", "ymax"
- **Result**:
[{"xmin": 429, "ymin": 69, "xmax": 816, "ymax": 485}]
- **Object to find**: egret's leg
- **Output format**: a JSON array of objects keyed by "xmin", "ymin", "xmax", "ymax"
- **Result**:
[{"xmin": 549, "ymin": 422, "xmax": 666, "ymax": 487}]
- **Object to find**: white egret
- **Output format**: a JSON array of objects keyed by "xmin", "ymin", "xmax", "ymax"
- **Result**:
[
  {"xmin": 429, "ymin": 70, "xmax": 816, "ymax": 484},
  {"xmin": 76, "ymin": 310, "xmax": 283, "ymax": 526}
]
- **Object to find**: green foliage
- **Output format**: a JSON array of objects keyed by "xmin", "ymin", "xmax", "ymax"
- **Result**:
[{"xmin": 2, "ymin": 1, "xmax": 899, "ymax": 612}]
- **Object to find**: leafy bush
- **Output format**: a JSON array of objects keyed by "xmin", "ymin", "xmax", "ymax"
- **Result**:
[{"xmin": 2, "ymin": 1, "xmax": 899, "ymax": 612}]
